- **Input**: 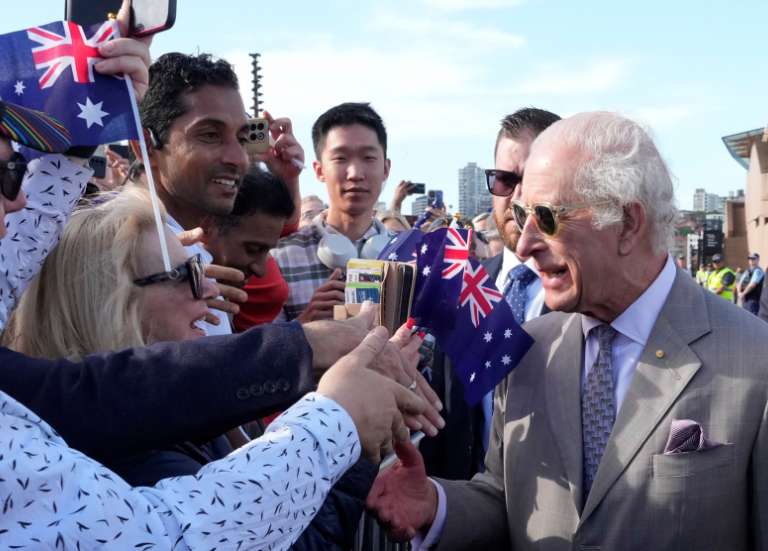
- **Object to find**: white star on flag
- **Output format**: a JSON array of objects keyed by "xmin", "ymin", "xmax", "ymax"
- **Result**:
[
  {"xmin": 77, "ymin": 97, "xmax": 109, "ymax": 128},
  {"xmin": 504, "ymin": 328, "xmax": 512, "ymax": 339},
  {"xmin": 483, "ymin": 331, "xmax": 492, "ymax": 343},
  {"xmin": 469, "ymin": 371, "xmax": 476, "ymax": 383},
  {"xmin": 13, "ymin": 81, "xmax": 25, "ymax": 96},
  {"xmin": 484, "ymin": 360, "xmax": 491, "ymax": 369},
  {"xmin": 501, "ymin": 354, "xmax": 511, "ymax": 365},
  {"xmin": 422, "ymin": 266, "xmax": 431, "ymax": 276},
  {"xmin": 421, "ymin": 244, "xmax": 428, "ymax": 254},
  {"xmin": 388, "ymin": 252, "xmax": 398, "ymax": 260}
]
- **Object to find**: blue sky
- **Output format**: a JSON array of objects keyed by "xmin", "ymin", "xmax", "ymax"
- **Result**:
[{"xmin": 6, "ymin": 1, "xmax": 767, "ymax": 211}]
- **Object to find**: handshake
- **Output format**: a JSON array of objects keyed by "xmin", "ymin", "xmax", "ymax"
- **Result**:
[{"xmin": 304, "ymin": 301, "xmax": 445, "ymax": 463}]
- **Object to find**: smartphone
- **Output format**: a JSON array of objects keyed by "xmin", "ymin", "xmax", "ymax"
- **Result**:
[
  {"xmin": 407, "ymin": 182, "xmax": 426, "ymax": 195},
  {"xmin": 130, "ymin": 0, "xmax": 177, "ymax": 37},
  {"xmin": 65, "ymin": 0, "xmax": 176, "ymax": 37},
  {"xmin": 245, "ymin": 117, "xmax": 271, "ymax": 154},
  {"xmin": 65, "ymin": 0, "xmax": 122, "ymax": 25},
  {"xmin": 108, "ymin": 144, "xmax": 130, "ymax": 159},
  {"xmin": 89, "ymin": 155, "xmax": 107, "ymax": 179},
  {"xmin": 428, "ymin": 190, "xmax": 444, "ymax": 209}
]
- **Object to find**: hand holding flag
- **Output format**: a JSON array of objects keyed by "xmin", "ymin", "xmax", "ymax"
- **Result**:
[{"xmin": 0, "ymin": 0, "xmax": 151, "ymax": 146}]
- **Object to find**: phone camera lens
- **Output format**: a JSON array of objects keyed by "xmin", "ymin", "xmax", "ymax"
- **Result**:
[{"xmin": 256, "ymin": 122, "xmax": 266, "ymax": 131}]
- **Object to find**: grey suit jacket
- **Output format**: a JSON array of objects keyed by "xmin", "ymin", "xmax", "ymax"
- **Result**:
[{"xmin": 436, "ymin": 269, "xmax": 768, "ymax": 550}]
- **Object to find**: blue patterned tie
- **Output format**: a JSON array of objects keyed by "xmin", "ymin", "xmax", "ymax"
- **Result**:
[
  {"xmin": 504, "ymin": 263, "xmax": 537, "ymax": 325},
  {"xmin": 581, "ymin": 324, "xmax": 618, "ymax": 499}
]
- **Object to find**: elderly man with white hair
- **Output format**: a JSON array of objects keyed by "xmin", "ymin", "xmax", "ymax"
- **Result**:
[{"xmin": 368, "ymin": 111, "xmax": 768, "ymax": 550}]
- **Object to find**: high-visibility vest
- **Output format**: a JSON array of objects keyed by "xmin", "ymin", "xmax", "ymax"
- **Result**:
[
  {"xmin": 707, "ymin": 267, "xmax": 736, "ymax": 301},
  {"xmin": 696, "ymin": 269, "xmax": 708, "ymax": 285}
]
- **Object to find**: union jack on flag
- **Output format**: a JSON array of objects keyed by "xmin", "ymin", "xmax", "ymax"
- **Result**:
[
  {"xmin": 28, "ymin": 21, "xmax": 115, "ymax": 89},
  {"xmin": 460, "ymin": 261, "xmax": 503, "ymax": 328},
  {"xmin": 0, "ymin": 20, "xmax": 139, "ymax": 147},
  {"xmin": 410, "ymin": 228, "xmax": 533, "ymax": 405},
  {"xmin": 441, "ymin": 227, "xmax": 471, "ymax": 279}
]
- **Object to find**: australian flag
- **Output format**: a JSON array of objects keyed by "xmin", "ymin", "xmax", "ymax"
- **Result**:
[
  {"xmin": 411, "ymin": 228, "xmax": 534, "ymax": 405},
  {"xmin": 0, "ymin": 20, "xmax": 139, "ymax": 146},
  {"xmin": 377, "ymin": 229, "xmax": 424, "ymax": 262}
]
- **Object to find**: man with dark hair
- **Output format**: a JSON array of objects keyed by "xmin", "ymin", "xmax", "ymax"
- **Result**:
[
  {"xmin": 206, "ymin": 167, "xmax": 295, "ymax": 281},
  {"xmin": 273, "ymin": 102, "xmax": 393, "ymax": 323},
  {"xmin": 140, "ymin": 53, "xmax": 304, "ymax": 335}
]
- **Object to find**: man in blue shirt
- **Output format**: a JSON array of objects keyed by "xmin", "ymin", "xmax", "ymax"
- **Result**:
[{"xmin": 737, "ymin": 252, "xmax": 764, "ymax": 315}]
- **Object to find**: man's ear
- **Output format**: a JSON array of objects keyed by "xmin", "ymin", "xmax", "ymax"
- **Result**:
[
  {"xmin": 312, "ymin": 159, "xmax": 324, "ymax": 182},
  {"xmin": 618, "ymin": 202, "xmax": 646, "ymax": 256},
  {"xmin": 383, "ymin": 158, "xmax": 391, "ymax": 181}
]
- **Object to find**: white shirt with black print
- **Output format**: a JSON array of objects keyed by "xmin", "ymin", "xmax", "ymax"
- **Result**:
[
  {"xmin": 0, "ymin": 390, "xmax": 360, "ymax": 550},
  {"xmin": 0, "ymin": 154, "xmax": 91, "ymax": 329}
]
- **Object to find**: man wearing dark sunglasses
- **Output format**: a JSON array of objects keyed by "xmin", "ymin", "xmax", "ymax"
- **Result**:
[{"xmin": 372, "ymin": 111, "xmax": 768, "ymax": 550}]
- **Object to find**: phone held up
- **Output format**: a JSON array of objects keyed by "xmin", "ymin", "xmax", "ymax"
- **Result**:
[
  {"xmin": 407, "ymin": 182, "xmax": 426, "ymax": 195},
  {"xmin": 65, "ymin": 0, "xmax": 176, "ymax": 37},
  {"xmin": 245, "ymin": 117, "xmax": 271, "ymax": 155}
]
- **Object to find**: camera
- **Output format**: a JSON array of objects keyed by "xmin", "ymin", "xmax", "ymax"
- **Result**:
[
  {"xmin": 407, "ymin": 182, "xmax": 426, "ymax": 195},
  {"xmin": 245, "ymin": 117, "xmax": 270, "ymax": 154}
]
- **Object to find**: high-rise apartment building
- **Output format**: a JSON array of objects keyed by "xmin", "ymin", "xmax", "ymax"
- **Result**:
[
  {"xmin": 411, "ymin": 194, "xmax": 429, "ymax": 216},
  {"xmin": 458, "ymin": 162, "xmax": 489, "ymax": 219}
]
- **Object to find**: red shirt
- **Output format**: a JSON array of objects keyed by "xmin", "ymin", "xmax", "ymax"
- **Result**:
[{"xmin": 232, "ymin": 221, "xmax": 298, "ymax": 332}]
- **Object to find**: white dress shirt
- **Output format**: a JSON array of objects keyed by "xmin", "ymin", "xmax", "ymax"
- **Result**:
[
  {"xmin": 416, "ymin": 255, "xmax": 677, "ymax": 550},
  {"xmin": 166, "ymin": 214, "xmax": 231, "ymax": 336}
]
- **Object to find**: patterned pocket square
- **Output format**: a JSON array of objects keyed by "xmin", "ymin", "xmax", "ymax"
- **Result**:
[{"xmin": 663, "ymin": 419, "xmax": 723, "ymax": 455}]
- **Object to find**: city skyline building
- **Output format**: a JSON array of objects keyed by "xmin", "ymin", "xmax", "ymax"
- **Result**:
[{"xmin": 457, "ymin": 162, "xmax": 490, "ymax": 219}]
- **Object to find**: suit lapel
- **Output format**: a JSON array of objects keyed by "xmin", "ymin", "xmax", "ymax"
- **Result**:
[
  {"xmin": 579, "ymin": 270, "xmax": 710, "ymax": 523},
  {"xmin": 544, "ymin": 314, "xmax": 586, "ymax": 510}
]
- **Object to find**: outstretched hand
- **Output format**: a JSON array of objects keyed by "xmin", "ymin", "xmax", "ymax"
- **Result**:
[
  {"xmin": 317, "ymin": 327, "xmax": 427, "ymax": 463},
  {"xmin": 366, "ymin": 439, "xmax": 438, "ymax": 541}
]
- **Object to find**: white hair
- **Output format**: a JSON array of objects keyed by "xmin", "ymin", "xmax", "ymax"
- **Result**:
[{"xmin": 534, "ymin": 111, "xmax": 678, "ymax": 253}]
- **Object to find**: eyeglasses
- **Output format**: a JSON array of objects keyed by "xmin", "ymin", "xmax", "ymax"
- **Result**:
[
  {"xmin": 485, "ymin": 169, "xmax": 523, "ymax": 197},
  {"xmin": 0, "ymin": 152, "xmax": 28, "ymax": 201},
  {"xmin": 133, "ymin": 254, "xmax": 205, "ymax": 299},
  {"xmin": 510, "ymin": 199, "xmax": 597, "ymax": 236}
]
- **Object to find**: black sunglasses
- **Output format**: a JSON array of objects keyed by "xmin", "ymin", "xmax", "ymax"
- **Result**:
[
  {"xmin": 0, "ymin": 152, "xmax": 28, "ymax": 201},
  {"xmin": 133, "ymin": 254, "xmax": 205, "ymax": 299},
  {"xmin": 485, "ymin": 169, "xmax": 523, "ymax": 197}
]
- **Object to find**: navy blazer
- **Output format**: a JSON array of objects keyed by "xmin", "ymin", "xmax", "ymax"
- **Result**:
[{"xmin": 0, "ymin": 321, "xmax": 314, "ymax": 465}]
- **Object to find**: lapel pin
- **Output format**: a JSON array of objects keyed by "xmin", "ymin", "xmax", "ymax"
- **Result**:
[{"xmin": 655, "ymin": 349, "xmax": 665, "ymax": 359}]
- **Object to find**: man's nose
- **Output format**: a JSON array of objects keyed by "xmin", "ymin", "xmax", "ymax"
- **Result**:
[
  {"xmin": 347, "ymin": 160, "xmax": 365, "ymax": 180},
  {"xmin": 515, "ymin": 211, "xmax": 543, "ymax": 258},
  {"xmin": 222, "ymin": 137, "xmax": 249, "ymax": 173}
]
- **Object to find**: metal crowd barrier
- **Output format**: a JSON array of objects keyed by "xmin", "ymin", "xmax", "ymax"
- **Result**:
[{"xmin": 352, "ymin": 513, "xmax": 411, "ymax": 551}]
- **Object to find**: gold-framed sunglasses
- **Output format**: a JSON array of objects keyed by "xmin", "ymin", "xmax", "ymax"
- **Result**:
[{"xmin": 510, "ymin": 199, "xmax": 598, "ymax": 236}]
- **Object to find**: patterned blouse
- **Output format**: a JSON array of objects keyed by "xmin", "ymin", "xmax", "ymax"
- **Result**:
[
  {"xmin": 0, "ymin": 154, "xmax": 91, "ymax": 329},
  {"xmin": 0, "ymin": 390, "xmax": 360, "ymax": 550}
]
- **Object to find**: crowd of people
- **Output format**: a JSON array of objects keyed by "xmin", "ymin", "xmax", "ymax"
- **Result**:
[{"xmin": 0, "ymin": 3, "xmax": 766, "ymax": 550}]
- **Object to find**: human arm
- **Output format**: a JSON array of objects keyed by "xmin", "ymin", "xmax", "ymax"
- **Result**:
[
  {"xmin": 751, "ymin": 394, "xmax": 768, "ymax": 548},
  {"xmin": 0, "ymin": 391, "xmax": 361, "ymax": 551},
  {"xmin": 390, "ymin": 180, "xmax": 411, "ymax": 212},
  {"xmin": 0, "ymin": 321, "xmax": 314, "ymax": 463},
  {"xmin": 251, "ymin": 111, "xmax": 303, "ymax": 228}
]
